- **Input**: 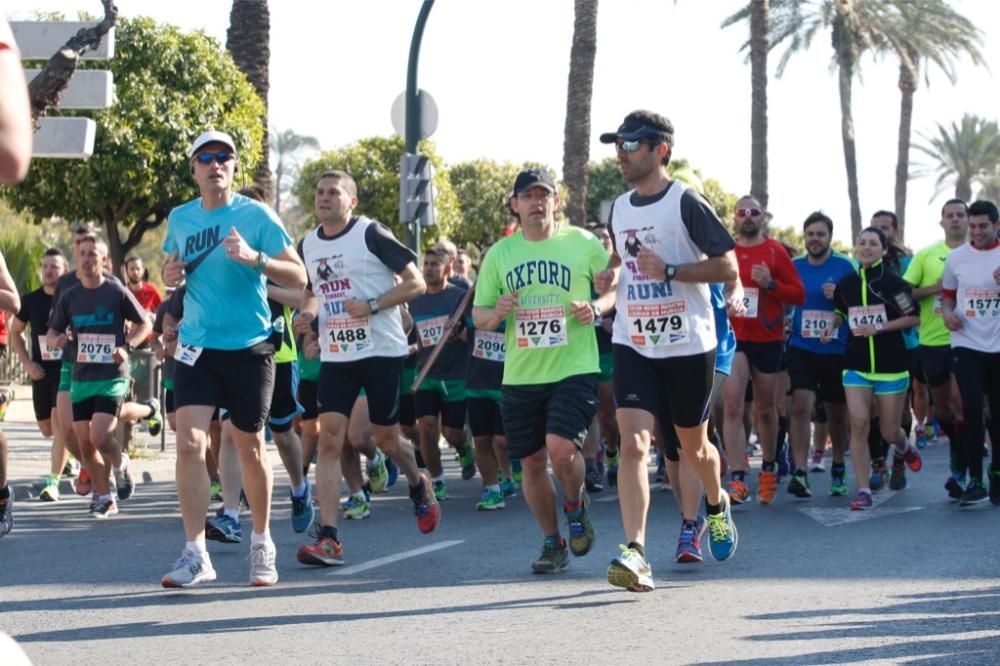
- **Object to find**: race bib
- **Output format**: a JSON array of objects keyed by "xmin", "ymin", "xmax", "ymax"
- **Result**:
[
  {"xmin": 417, "ymin": 315, "xmax": 448, "ymax": 348},
  {"xmin": 38, "ymin": 336, "xmax": 63, "ymax": 361},
  {"xmin": 515, "ymin": 306, "xmax": 567, "ymax": 349},
  {"xmin": 933, "ymin": 294, "xmax": 943, "ymax": 314},
  {"xmin": 847, "ymin": 305, "xmax": 887, "ymax": 333},
  {"xmin": 77, "ymin": 333, "xmax": 116, "ymax": 364},
  {"xmin": 473, "ymin": 329, "xmax": 506, "ymax": 362},
  {"xmin": 734, "ymin": 287, "xmax": 759, "ymax": 318},
  {"xmin": 963, "ymin": 287, "xmax": 1000, "ymax": 318},
  {"xmin": 800, "ymin": 309, "xmax": 836, "ymax": 339},
  {"xmin": 324, "ymin": 316, "xmax": 373, "ymax": 356},
  {"xmin": 626, "ymin": 301, "xmax": 689, "ymax": 347},
  {"xmin": 174, "ymin": 342, "xmax": 204, "ymax": 367}
]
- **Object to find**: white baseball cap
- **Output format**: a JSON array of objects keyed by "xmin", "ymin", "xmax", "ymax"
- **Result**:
[{"xmin": 189, "ymin": 130, "xmax": 237, "ymax": 157}]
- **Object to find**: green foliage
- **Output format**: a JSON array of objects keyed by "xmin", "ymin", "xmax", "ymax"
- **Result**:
[
  {"xmin": 914, "ymin": 113, "xmax": 1000, "ymax": 201},
  {"xmin": 585, "ymin": 157, "xmax": 626, "ymax": 224},
  {"xmin": 293, "ymin": 136, "xmax": 459, "ymax": 249},
  {"xmin": 3, "ymin": 16, "xmax": 265, "ymax": 271},
  {"xmin": 0, "ymin": 203, "xmax": 50, "ymax": 294}
]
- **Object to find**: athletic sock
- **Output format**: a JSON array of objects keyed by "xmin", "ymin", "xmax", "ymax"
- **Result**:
[
  {"xmin": 291, "ymin": 479, "xmax": 307, "ymax": 498},
  {"xmin": 320, "ymin": 525, "xmax": 339, "ymax": 542},
  {"xmin": 250, "ymin": 531, "xmax": 270, "ymax": 546},
  {"xmin": 487, "ymin": 484, "xmax": 501, "ymax": 494},
  {"xmin": 186, "ymin": 540, "xmax": 207, "ymax": 555},
  {"xmin": 731, "ymin": 470, "xmax": 745, "ymax": 483},
  {"xmin": 627, "ymin": 541, "xmax": 645, "ymax": 557},
  {"xmin": 705, "ymin": 500, "xmax": 722, "ymax": 516},
  {"xmin": 223, "ymin": 508, "xmax": 239, "ymax": 522},
  {"xmin": 761, "ymin": 460, "xmax": 775, "ymax": 472},
  {"xmin": 351, "ymin": 491, "xmax": 366, "ymax": 502},
  {"xmin": 0, "ymin": 485, "xmax": 10, "ymax": 500}
]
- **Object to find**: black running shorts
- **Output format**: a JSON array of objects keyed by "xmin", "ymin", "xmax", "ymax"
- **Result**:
[
  {"xmin": 317, "ymin": 356, "xmax": 403, "ymax": 426},
  {"xmin": 501, "ymin": 373, "xmax": 598, "ymax": 460},
  {"xmin": 613, "ymin": 344, "xmax": 716, "ymax": 430},
  {"xmin": 786, "ymin": 346, "xmax": 847, "ymax": 405}
]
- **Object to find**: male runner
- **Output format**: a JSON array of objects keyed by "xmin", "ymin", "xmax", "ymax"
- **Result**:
[{"xmin": 0, "ymin": 249, "xmax": 19, "ymax": 536}]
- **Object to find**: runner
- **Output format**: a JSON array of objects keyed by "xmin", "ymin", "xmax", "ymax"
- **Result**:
[
  {"xmin": 473, "ymin": 167, "xmax": 610, "ymax": 575},
  {"xmin": 47, "ymin": 237, "xmax": 151, "ymax": 518},
  {"xmin": 821, "ymin": 226, "xmax": 921, "ymax": 510},
  {"xmin": 722, "ymin": 196, "xmax": 805, "ymax": 504},
  {"xmin": 594, "ymin": 111, "xmax": 740, "ymax": 590},
  {"xmin": 160, "ymin": 130, "xmax": 306, "ymax": 587},
  {"xmin": 124, "ymin": 256, "xmax": 162, "ymax": 340},
  {"xmin": 940, "ymin": 199, "xmax": 1000, "ymax": 505},
  {"xmin": 0, "ymin": 249, "xmax": 19, "ymax": 536},
  {"xmin": 295, "ymin": 169, "xmax": 439, "ymax": 568},
  {"xmin": 787, "ymin": 212, "xmax": 855, "ymax": 498},
  {"xmin": 11, "ymin": 248, "xmax": 70, "ymax": 501}
]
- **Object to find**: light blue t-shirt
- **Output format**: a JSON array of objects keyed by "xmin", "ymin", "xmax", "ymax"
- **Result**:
[
  {"xmin": 788, "ymin": 251, "xmax": 857, "ymax": 355},
  {"xmin": 711, "ymin": 284, "xmax": 736, "ymax": 376},
  {"xmin": 162, "ymin": 194, "xmax": 293, "ymax": 350}
]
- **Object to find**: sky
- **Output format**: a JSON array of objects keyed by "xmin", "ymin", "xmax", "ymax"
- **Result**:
[{"xmin": 7, "ymin": 0, "xmax": 1000, "ymax": 250}]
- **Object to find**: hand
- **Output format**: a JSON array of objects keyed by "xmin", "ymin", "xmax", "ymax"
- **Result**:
[
  {"xmin": 304, "ymin": 336, "xmax": 320, "ymax": 360},
  {"xmin": 851, "ymin": 324, "xmax": 877, "ymax": 338},
  {"xmin": 594, "ymin": 269, "xmax": 617, "ymax": 294},
  {"xmin": 26, "ymin": 362, "xmax": 45, "ymax": 382},
  {"xmin": 822, "ymin": 282, "xmax": 836, "ymax": 300},
  {"xmin": 293, "ymin": 312, "xmax": 315, "ymax": 335},
  {"xmin": 163, "ymin": 250, "xmax": 187, "ymax": 287},
  {"xmin": 943, "ymin": 311, "xmax": 963, "ymax": 331},
  {"xmin": 154, "ymin": 346, "xmax": 165, "ymax": 362},
  {"xmin": 494, "ymin": 292, "xmax": 518, "ymax": 319},
  {"xmin": 570, "ymin": 300, "xmax": 595, "ymax": 325},
  {"xmin": 819, "ymin": 328, "xmax": 834, "ymax": 345},
  {"xmin": 223, "ymin": 226, "xmax": 255, "ymax": 265},
  {"xmin": 113, "ymin": 346, "xmax": 129, "ymax": 364},
  {"xmin": 343, "ymin": 298, "xmax": 370, "ymax": 319},
  {"xmin": 751, "ymin": 263, "xmax": 772, "ymax": 289},
  {"xmin": 49, "ymin": 333, "xmax": 68, "ymax": 349},
  {"xmin": 636, "ymin": 247, "xmax": 666, "ymax": 280}
]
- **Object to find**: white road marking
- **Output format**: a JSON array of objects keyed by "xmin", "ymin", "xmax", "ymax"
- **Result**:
[
  {"xmin": 328, "ymin": 539, "xmax": 465, "ymax": 576},
  {"xmin": 799, "ymin": 505, "xmax": 924, "ymax": 527}
]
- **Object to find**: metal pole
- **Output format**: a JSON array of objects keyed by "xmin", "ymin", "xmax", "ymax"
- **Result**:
[{"xmin": 405, "ymin": 0, "xmax": 434, "ymax": 252}]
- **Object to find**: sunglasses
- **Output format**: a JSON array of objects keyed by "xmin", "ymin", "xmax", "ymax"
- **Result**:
[
  {"xmin": 615, "ymin": 140, "xmax": 646, "ymax": 153},
  {"xmin": 194, "ymin": 151, "xmax": 235, "ymax": 166},
  {"xmin": 735, "ymin": 207, "xmax": 762, "ymax": 218}
]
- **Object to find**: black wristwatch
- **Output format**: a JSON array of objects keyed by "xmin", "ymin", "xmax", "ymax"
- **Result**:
[
  {"xmin": 367, "ymin": 298, "xmax": 380, "ymax": 315},
  {"xmin": 125, "ymin": 343, "xmax": 135, "ymax": 353},
  {"xmin": 664, "ymin": 264, "xmax": 677, "ymax": 282}
]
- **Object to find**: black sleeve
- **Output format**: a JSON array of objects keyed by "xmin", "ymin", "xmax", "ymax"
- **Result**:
[
  {"xmin": 14, "ymin": 292, "xmax": 30, "ymax": 323},
  {"xmin": 680, "ymin": 190, "xmax": 736, "ymax": 258},
  {"xmin": 297, "ymin": 238, "xmax": 312, "ymax": 292},
  {"xmin": 48, "ymin": 291, "xmax": 69, "ymax": 333},
  {"xmin": 365, "ymin": 223, "xmax": 418, "ymax": 274},
  {"xmin": 608, "ymin": 199, "xmax": 618, "ymax": 254},
  {"xmin": 153, "ymin": 302, "xmax": 167, "ymax": 334},
  {"xmin": 165, "ymin": 286, "xmax": 185, "ymax": 320},
  {"xmin": 119, "ymin": 283, "xmax": 148, "ymax": 325}
]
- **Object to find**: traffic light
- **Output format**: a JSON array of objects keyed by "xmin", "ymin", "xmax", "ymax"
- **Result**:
[{"xmin": 399, "ymin": 152, "xmax": 435, "ymax": 227}]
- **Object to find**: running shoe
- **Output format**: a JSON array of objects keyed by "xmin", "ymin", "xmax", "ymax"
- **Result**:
[
  {"xmin": 511, "ymin": 459, "xmax": 523, "ymax": 485},
  {"xmin": 654, "ymin": 451, "xmax": 666, "ymax": 483},
  {"xmin": 144, "ymin": 398, "xmax": 163, "ymax": 437},
  {"xmin": 90, "ymin": 495, "xmax": 118, "ymax": 518},
  {"xmin": 675, "ymin": 516, "xmax": 707, "ymax": 564},
  {"xmin": 385, "ymin": 455, "xmax": 399, "ymax": 488},
  {"xmin": 296, "ymin": 534, "xmax": 344, "ymax": 566},
  {"xmin": 476, "ymin": 489, "xmax": 506, "ymax": 511},
  {"xmin": 776, "ymin": 445, "xmax": 790, "ymax": 480},
  {"xmin": 869, "ymin": 459, "xmax": 887, "ymax": 492},
  {"xmin": 291, "ymin": 481, "xmax": 315, "ymax": 532},
  {"xmin": 413, "ymin": 471, "xmax": 441, "ymax": 534},
  {"xmin": 0, "ymin": 491, "xmax": 12, "ymax": 537},
  {"xmin": 849, "ymin": 490, "xmax": 873, "ymax": 511},
  {"xmin": 500, "ymin": 478, "xmax": 518, "ymax": 498},
  {"xmin": 605, "ymin": 448, "xmax": 620, "ymax": 488},
  {"xmin": 433, "ymin": 480, "xmax": 448, "ymax": 501},
  {"xmin": 239, "ymin": 488, "xmax": 250, "ymax": 512},
  {"xmin": 367, "ymin": 449, "xmax": 389, "ymax": 493},
  {"xmin": 343, "ymin": 498, "xmax": 371, "ymax": 520},
  {"xmin": 787, "ymin": 473, "xmax": 812, "ymax": 498},
  {"xmin": 810, "ymin": 450, "xmax": 826, "ymax": 473},
  {"xmin": 889, "ymin": 463, "xmax": 907, "ymax": 491},
  {"xmin": 915, "ymin": 430, "xmax": 928, "ymax": 450},
  {"xmin": 959, "ymin": 479, "xmax": 988, "ymax": 506},
  {"xmin": 113, "ymin": 454, "xmax": 134, "ymax": 501},
  {"xmin": 756, "ymin": 470, "xmax": 778, "ymax": 505},
  {"xmin": 249, "ymin": 541, "xmax": 278, "ymax": 586},
  {"xmin": 458, "ymin": 446, "xmax": 476, "ymax": 480},
  {"xmin": 901, "ymin": 445, "xmax": 922, "ymax": 473},
  {"xmin": 565, "ymin": 495, "xmax": 595, "ymax": 556},
  {"xmin": 990, "ymin": 464, "xmax": 1000, "ymax": 505},
  {"xmin": 707, "ymin": 491, "xmax": 738, "ymax": 561},
  {"xmin": 945, "ymin": 476, "xmax": 965, "ymax": 501},
  {"xmin": 209, "ymin": 480, "xmax": 223, "ymax": 502},
  {"xmin": 62, "ymin": 458, "xmax": 80, "ymax": 478},
  {"xmin": 531, "ymin": 538, "xmax": 568, "ymax": 574},
  {"xmin": 206, "ymin": 512, "xmax": 242, "ymax": 543},
  {"xmin": 607, "ymin": 544, "xmax": 654, "ymax": 592},
  {"xmin": 584, "ymin": 462, "xmax": 604, "ymax": 493},
  {"xmin": 161, "ymin": 549, "xmax": 216, "ymax": 588},
  {"xmin": 40, "ymin": 475, "xmax": 60, "ymax": 502},
  {"xmin": 727, "ymin": 478, "xmax": 751, "ymax": 505},
  {"xmin": 829, "ymin": 474, "xmax": 848, "ymax": 497},
  {"xmin": 75, "ymin": 468, "xmax": 92, "ymax": 496}
]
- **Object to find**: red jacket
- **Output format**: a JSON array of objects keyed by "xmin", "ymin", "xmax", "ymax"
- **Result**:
[{"xmin": 730, "ymin": 238, "xmax": 805, "ymax": 343}]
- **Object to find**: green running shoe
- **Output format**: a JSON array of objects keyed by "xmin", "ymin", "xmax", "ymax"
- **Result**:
[
  {"xmin": 476, "ymin": 489, "xmax": 506, "ymax": 511},
  {"xmin": 531, "ymin": 537, "xmax": 568, "ymax": 574}
]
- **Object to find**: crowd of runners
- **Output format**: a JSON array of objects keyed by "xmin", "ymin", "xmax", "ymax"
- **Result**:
[{"xmin": 0, "ymin": 109, "xmax": 997, "ymax": 594}]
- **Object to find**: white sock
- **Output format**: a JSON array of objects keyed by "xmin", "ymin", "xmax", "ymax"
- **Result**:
[
  {"xmin": 351, "ymin": 491, "xmax": 366, "ymax": 502},
  {"xmin": 291, "ymin": 479, "xmax": 307, "ymax": 498},
  {"xmin": 114, "ymin": 453, "xmax": 129, "ymax": 473},
  {"xmin": 250, "ymin": 531, "xmax": 270, "ymax": 546},
  {"xmin": 223, "ymin": 508, "xmax": 239, "ymax": 521},
  {"xmin": 487, "ymin": 484, "xmax": 501, "ymax": 494},
  {"xmin": 186, "ymin": 540, "xmax": 207, "ymax": 555},
  {"xmin": 433, "ymin": 474, "xmax": 445, "ymax": 483}
]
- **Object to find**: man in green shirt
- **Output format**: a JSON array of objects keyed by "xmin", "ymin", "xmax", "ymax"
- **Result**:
[{"xmin": 473, "ymin": 169, "xmax": 614, "ymax": 574}]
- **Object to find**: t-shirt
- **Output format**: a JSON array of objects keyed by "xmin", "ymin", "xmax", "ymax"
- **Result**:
[
  {"xmin": 48, "ymin": 280, "xmax": 148, "ymax": 382},
  {"xmin": 941, "ymin": 242, "xmax": 1000, "ymax": 353},
  {"xmin": 410, "ymin": 283, "xmax": 468, "ymax": 382},
  {"xmin": 474, "ymin": 224, "xmax": 608, "ymax": 385},
  {"xmin": 730, "ymin": 238, "xmax": 805, "ymax": 343},
  {"xmin": 48, "ymin": 271, "xmax": 123, "ymax": 362},
  {"xmin": 903, "ymin": 241, "xmax": 953, "ymax": 347},
  {"xmin": 266, "ymin": 279, "xmax": 296, "ymax": 364},
  {"xmin": 128, "ymin": 282, "xmax": 162, "ymax": 313},
  {"xmin": 15, "ymin": 288, "xmax": 63, "ymax": 368},
  {"xmin": 711, "ymin": 284, "xmax": 736, "ymax": 376},
  {"xmin": 152, "ymin": 299, "xmax": 176, "ymax": 383},
  {"xmin": 789, "ymin": 251, "xmax": 857, "ymax": 355},
  {"xmin": 466, "ymin": 319, "xmax": 504, "ymax": 392},
  {"xmin": 162, "ymin": 193, "xmax": 293, "ymax": 350}
]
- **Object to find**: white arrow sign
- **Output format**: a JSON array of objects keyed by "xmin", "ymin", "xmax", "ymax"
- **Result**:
[{"xmin": 799, "ymin": 491, "xmax": 924, "ymax": 527}]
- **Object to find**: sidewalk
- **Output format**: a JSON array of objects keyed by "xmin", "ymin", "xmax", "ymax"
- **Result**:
[{"xmin": 3, "ymin": 385, "xmax": 177, "ymax": 500}]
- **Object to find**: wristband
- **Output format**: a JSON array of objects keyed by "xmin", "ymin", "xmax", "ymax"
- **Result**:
[{"xmin": 368, "ymin": 298, "xmax": 380, "ymax": 315}]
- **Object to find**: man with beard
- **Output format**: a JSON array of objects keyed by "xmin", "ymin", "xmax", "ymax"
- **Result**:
[
  {"xmin": 722, "ymin": 196, "xmax": 805, "ymax": 505},
  {"xmin": 124, "ymin": 257, "xmax": 163, "ymax": 321},
  {"xmin": 786, "ymin": 212, "xmax": 856, "ymax": 498}
]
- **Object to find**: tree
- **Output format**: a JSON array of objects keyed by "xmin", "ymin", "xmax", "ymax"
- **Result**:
[
  {"xmin": 227, "ymin": 0, "xmax": 272, "ymax": 198},
  {"xmin": 448, "ymin": 159, "xmax": 535, "ymax": 250},
  {"xmin": 270, "ymin": 126, "xmax": 320, "ymax": 215},
  {"xmin": 292, "ymin": 136, "xmax": 459, "ymax": 249},
  {"xmin": 562, "ymin": 0, "xmax": 598, "ymax": 228},
  {"xmin": 914, "ymin": 114, "xmax": 1000, "ymax": 203},
  {"xmin": 3, "ymin": 17, "xmax": 264, "ymax": 273}
]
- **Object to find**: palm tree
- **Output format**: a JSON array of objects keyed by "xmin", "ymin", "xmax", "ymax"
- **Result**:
[
  {"xmin": 914, "ymin": 114, "xmax": 1000, "ymax": 203},
  {"xmin": 270, "ymin": 127, "xmax": 320, "ymax": 214},
  {"xmin": 227, "ymin": 0, "xmax": 272, "ymax": 198},
  {"xmin": 562, "ymin": 0, "xmax": 598, "ymax": 227},
  {"xmin": 884, "ymin": 1, "xmax": 983, "ymax": 241}
]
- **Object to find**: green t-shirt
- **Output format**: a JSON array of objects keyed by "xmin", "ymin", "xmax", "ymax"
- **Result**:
[
  {"xmin": 297, "ymin": 347, "xmax": 320, "ymax": 382},
  {"xmin": 474, "ymin": 224, "xmax": 608, "ymax": 385},
  {"xmin": 902, "ymin": 241, "xmax": 952, "ymax": 347}
]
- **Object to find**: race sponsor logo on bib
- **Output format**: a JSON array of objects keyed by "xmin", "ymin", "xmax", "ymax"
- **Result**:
[
  {"xmin": 174, "ymin": 342, "xmax": 204, "ymax": 367},
  {"xmin": 325, "ymin": 316, "xmax": 373, "ymax": 355},
  {"xmin": 417, "ymin": 315, "xmax": 448, "ymax": 347},
  {"xmin": 734, "ymin": 287, "xmax": 759, "ymax": 318},
  {"xmin": 626, "ymin": 301, "xmax": 689, "ymax": 347},
  {"xmin": 514, "ymin": 306, "xmax": 567, "ymax": 349},
  {"xmin": 77, "ymin": 333, "xmax": 115, "ymax": 364},
  {"xmin": 932, "ymin": 294, "xmax": 943, "ymax": 314},
  {"xmin": 963, "ymin": 287, "xmax": 1000, "ymax": 318},
  {"xmin": 847, "ymin": 304, "xmax": 887, "ymax": 334},
  {"xmin": 800, "ymin": 309, "xmax": 836, "ymax": 339},
  {"xmin": 38, "ymin": 335, "xmax": 63, "ymax": 361},
  {"xmin": 473, "ymin": 329, "xmax": 506, "ymax": 362}
]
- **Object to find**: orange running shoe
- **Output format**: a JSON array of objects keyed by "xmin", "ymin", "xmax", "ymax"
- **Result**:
[
  {"xmin": 296, "ymin": 535, "xmax": 344, "ymax": 567},
  {"xmin": 74, "ymin": 469, "xmax": 92, "ymax": 496},
  {"xmin": 727, "ymin": 479, "xmax": 751, "ymax": 504},
  {"xmin": 414, "ymin": 470, "xmax": 441, "ymax": 534},
  {"xmin": 757, "ymin": 470, "xmax": 778, "ymax": 504}
]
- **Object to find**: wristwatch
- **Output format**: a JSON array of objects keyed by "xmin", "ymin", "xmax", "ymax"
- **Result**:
[
  {"xmin": 125, "ymin": 342, "xmax": 135, "ymax": 353},
  {"xmin": 590, "ymin": 303, "xmax": 602, "ymax": 320},
  {"xmin": 367, "ymin": 298, "xmax": 380, "ymax": 315},
  {"xmin": 664, "ymin": 264, "xmax": 677, "ymax": 282}
]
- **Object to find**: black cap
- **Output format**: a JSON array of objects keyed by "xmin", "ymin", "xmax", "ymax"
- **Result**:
[
  {"xmin": 512, "ymin": 169, "xmax": 556, "ymax": 196},
  {"xmin": 599, "ymin": 111, "xmax": 674, "ymax": 146}
]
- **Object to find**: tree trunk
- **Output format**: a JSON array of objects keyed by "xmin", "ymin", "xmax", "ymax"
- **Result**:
[
  {"xmin": 227, "ymin": 0, "xmax": 272, "ymax": 200},
  {"xmin": 894, "ymin": 53, "xmax": 917, "ymax": 243},
  {"xmin": 749, "ymin": 0, "xmax": 769, "ymax": 209},
  {"xmin": 955, "ymin": 179, "xmax": 973, "ymax": 203},
  {"xmin": 562, "ymin": 0, "xmax": 598, "ymax": 227}
]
